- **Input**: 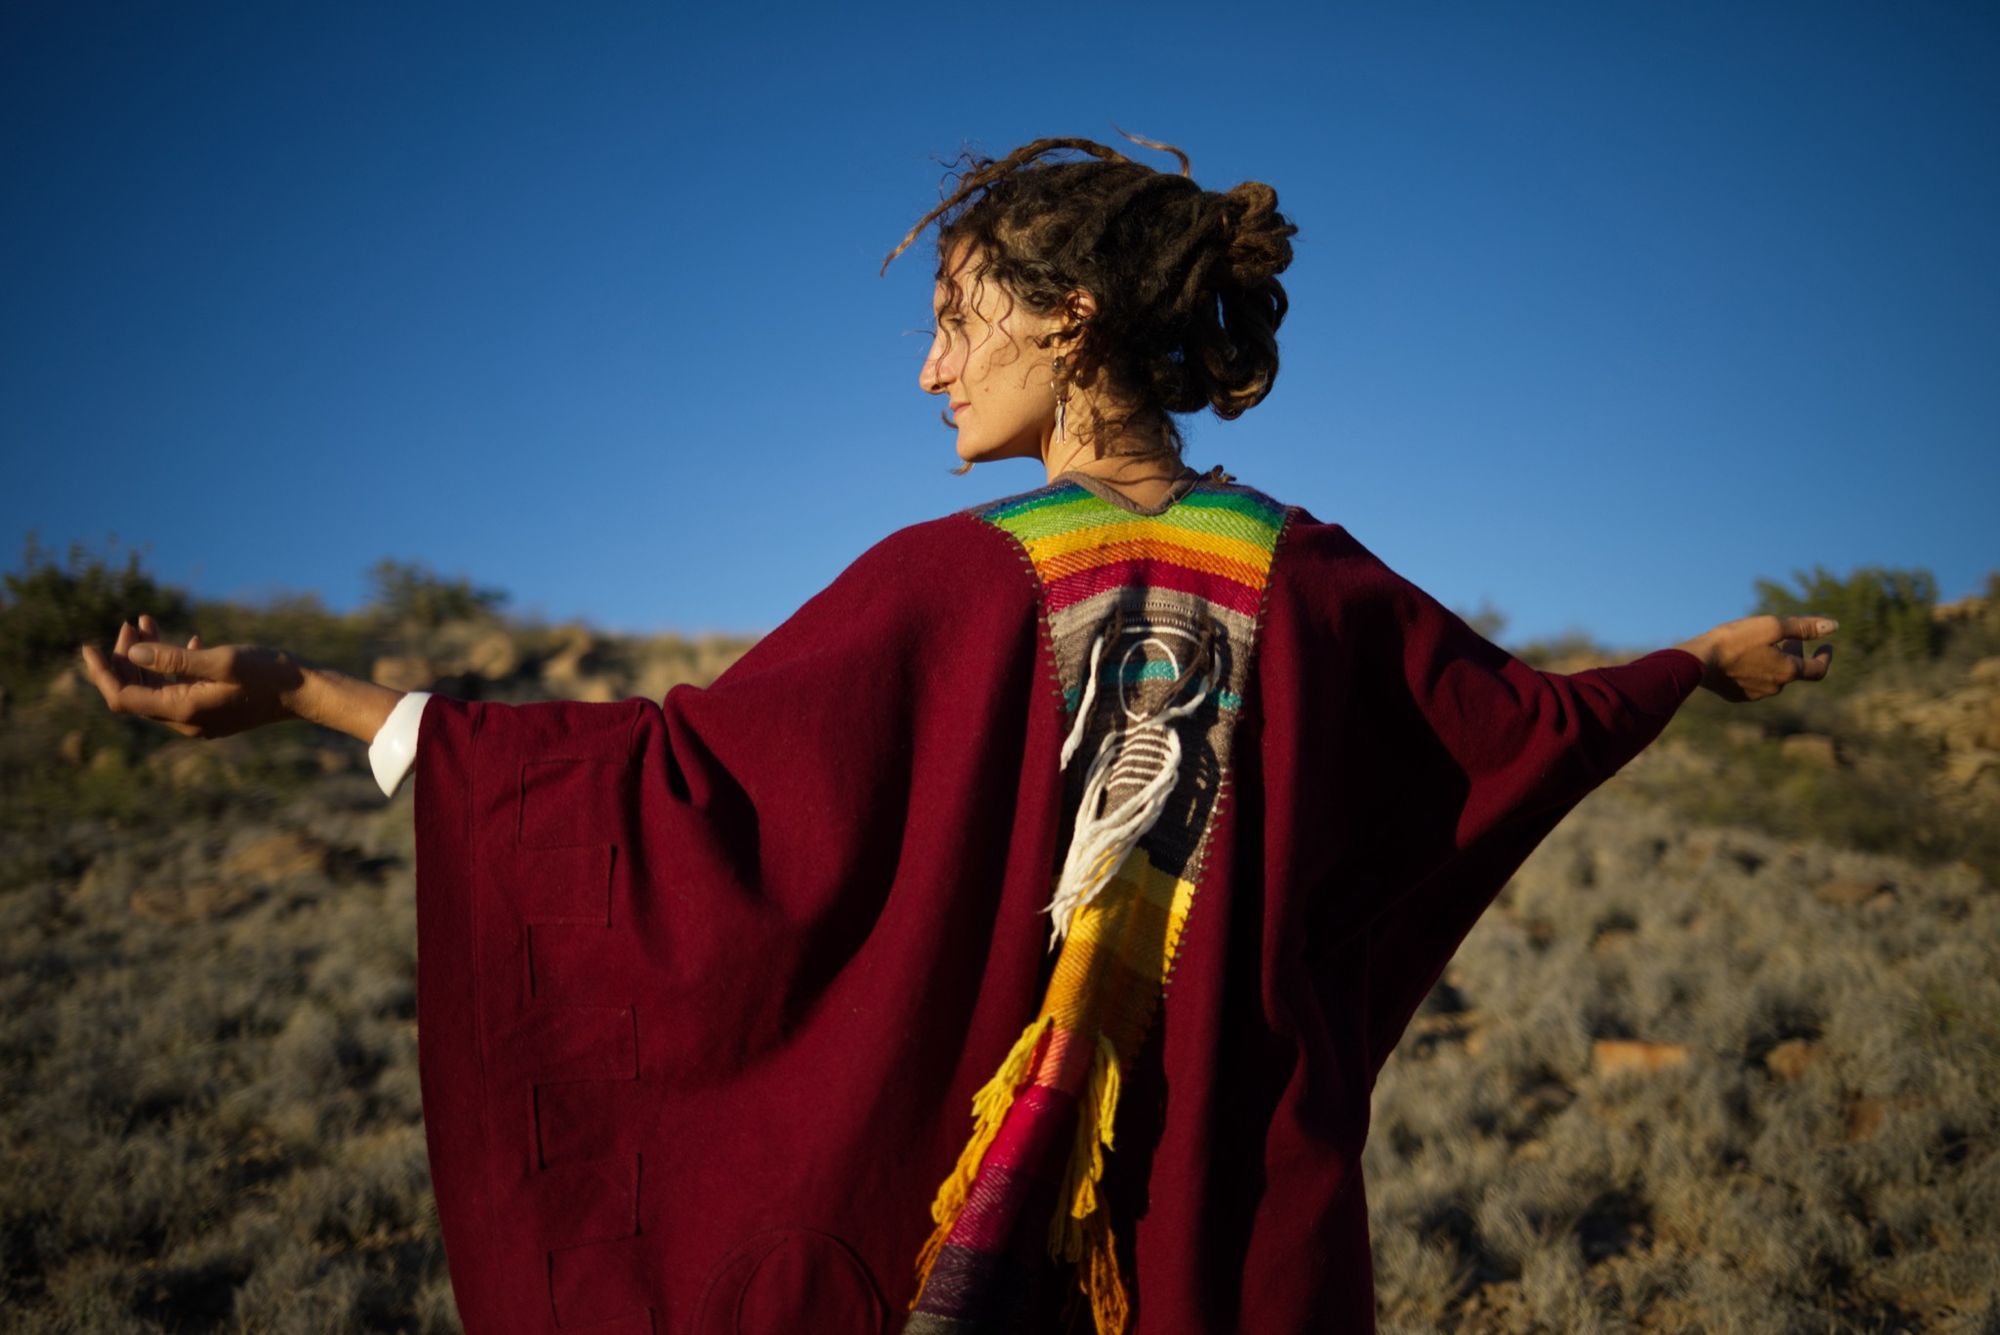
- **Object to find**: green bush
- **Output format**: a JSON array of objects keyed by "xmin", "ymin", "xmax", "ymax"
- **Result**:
[
  {"xmin": 189, "ymin": 592, "xmax": 376, "ymax": 680},
  {"xmin": 364, "ymin": 559, "xmax": 508, "ymax": 633},
  {"xmin": 0, "ymin": 535, "xmax": 193, "ymax": 699},
  {"xmin": 1752, "ymin": 564, "xmax": 1939, "ymax": 665}
]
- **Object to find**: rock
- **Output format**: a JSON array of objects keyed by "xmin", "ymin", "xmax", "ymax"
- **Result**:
[
  {"xmin": 1843, "ymin": 1094, "xmax": 1928, "ymax": 1144},
  {"xmin": 1591, "ymin": 927, "xmax": 1638, "ymax": 957},
  {"xmin": 314, "ymin": 747, "xmax": 353, "ymax": 776},
  {"xmin": 87, "ymin": 748, "xmax": 124, "ymax": 775},
  {"xmin": 1763, "ymin": 1039, "xmax": 1819, "ymax": 1081},
  {"xmin": 1934, "ymin": 596, "xmax": 1992, "ymax": 625},
  {"xmin": 1779, "ymin": 733, "xmax": 1841, "ymax": 768},
  {"xmin": 1941, "ymin": 748, "xmax": 1999, "ymax": 792},
  {"xmin": 222, "ymin": 830, "xmax": 327, "ymax": 883},
  {"xmin": 540, "ymin": 630, "xmax": 629, "ymax": 701},
  {"xmin": 1845, "ymin": 1096, "xmax": 1886, "ymax": 1142},
  {"xmin": 129, "ymin": 880, "xmax": 260, "ymax": 925},
  {"xmin": 1845, "ymin": 674, "xmax": 2000, "ymax": 755},
  {"xmin": 462, "ymin": 630, "xmax": 522, "ymax": 682},
  {"xmin": 1722, "ymin": 722, "xmax": 1765, "ymax": 748},
  {"xmin": 45, "ymin": 664, "xmax": 87, "ymax": 700},
  {"xmin": 1593, "ymin": 1039, "xmax": 1690, "ymax": 1077},
  {"xmin": 1815, "ymin": 877, "xmax": 1891, "ymax": 907},
  {"xmin": 58, "ymin": 729, "xmax": 86, "ymax": 765},
  {"xmin": 372, "ymin": 655, "xmax": 438, "ymax": 693},
  {"xmin": 146, "ymin": 745, "xmax": 234, "ymax": 790}
]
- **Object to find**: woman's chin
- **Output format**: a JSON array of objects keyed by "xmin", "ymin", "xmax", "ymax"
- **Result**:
[{"xmin": 955, "ymin": 435, "xmax": 1038, "ymax": 467}]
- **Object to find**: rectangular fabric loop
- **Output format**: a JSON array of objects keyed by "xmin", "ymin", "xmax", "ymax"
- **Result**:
[
  {"xmin": 518, "ymin": 1004, "xmax": 637, "ymax": 1084},
  {"xmin": 529, "ymin": 1153, "xmax": 640, "ymax": 1249},
  {"xmin": 506, "ymin": 844, "xmax": 617, "ymax": 925},
  {"xmin": 520, "ymin": 759, "xmax": 628, "ymax": 849}
]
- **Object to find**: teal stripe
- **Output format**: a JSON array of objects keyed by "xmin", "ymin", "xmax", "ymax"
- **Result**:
[{"xmin": 1061, "ymin": 679, "xmax": 1242, "ymax": 712}]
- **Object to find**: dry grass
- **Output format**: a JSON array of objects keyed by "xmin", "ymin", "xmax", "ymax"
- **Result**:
[
  {"xmin": 5, "ymin": 610, "xmax": 1997, "ymax": 1329},
  {"xmin": 1367, "ymin": 775, "xmax": 2000, "ymax": 1333}
]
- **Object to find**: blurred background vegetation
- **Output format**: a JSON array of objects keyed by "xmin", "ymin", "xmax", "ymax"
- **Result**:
[{"xmin": 2, "ymin": 538, "xmax": 1995, "ymax": 1330}]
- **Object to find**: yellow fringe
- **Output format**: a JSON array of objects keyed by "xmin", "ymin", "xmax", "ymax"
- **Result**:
[
  {"xmin": 908, "ymin": 1013, "xmax": 1054, "ymax": 1304},
  {"xmin": 1082, "ymin": 1207, "xmax": 1132, "ymax": 1334},
  {"xmin": 1048, "ymin": 1032, "xmax": 1130, "ymax": 1334}
]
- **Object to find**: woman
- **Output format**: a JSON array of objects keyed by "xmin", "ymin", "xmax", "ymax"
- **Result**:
[{"xmin": 81, "ymin": 135, "xmax": 1834, "ymax": 1334}]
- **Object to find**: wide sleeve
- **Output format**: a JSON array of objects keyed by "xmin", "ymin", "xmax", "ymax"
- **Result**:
[
  {"xmin": 1262, "ymin": 511, "xmax": 1703, "ymax": 1079},
  {"xmin": 402, "ymin": 512, "xmax": 1068, "ymax": 1334}
]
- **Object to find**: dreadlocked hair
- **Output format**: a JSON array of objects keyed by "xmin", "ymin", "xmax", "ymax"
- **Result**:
[{"xmin": 882, "ymin": 130, "xmax": 1297, "ymax": 461}]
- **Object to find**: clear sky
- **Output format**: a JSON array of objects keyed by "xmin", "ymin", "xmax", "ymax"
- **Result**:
[{"xmin": 5, "ymin": 2, "xmax": 1994, "ymax": 652}]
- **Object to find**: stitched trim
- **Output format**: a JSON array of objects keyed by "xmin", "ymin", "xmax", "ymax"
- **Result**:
[{"xmin": 1157, "ymin": 499, "xmax": 1296, "ymax": 1007}]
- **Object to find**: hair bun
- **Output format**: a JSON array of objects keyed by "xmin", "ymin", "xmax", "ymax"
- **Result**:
[{"xmin": 1219, "ymin": 181, "xmax": 1294, "ymax": 288}]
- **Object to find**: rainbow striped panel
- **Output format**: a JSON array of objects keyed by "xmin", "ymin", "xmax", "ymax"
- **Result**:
[{"xmin": 977, "ymin": 484, "xmax": 1286, "ymax": 619}]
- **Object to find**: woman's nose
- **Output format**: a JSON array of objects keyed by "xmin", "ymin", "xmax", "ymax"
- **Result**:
[{"xmin": 919, "ymin": 345, "xmax": 949, "ymax": 395}]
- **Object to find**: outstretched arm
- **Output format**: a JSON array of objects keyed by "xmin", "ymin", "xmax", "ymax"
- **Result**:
[{"xmin": 78, "ymin": 612, "xmax": 404, "ymax": 743}]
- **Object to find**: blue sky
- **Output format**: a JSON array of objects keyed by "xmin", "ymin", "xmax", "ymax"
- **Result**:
[{"xmin": 5, "ymin": 2, "xmax": 1994, "ymax": 653}]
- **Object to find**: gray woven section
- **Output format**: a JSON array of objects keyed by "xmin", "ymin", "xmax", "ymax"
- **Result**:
[{"xmin": 1051, "ymin": 587, "xmax": 1259, "ymax": 884}]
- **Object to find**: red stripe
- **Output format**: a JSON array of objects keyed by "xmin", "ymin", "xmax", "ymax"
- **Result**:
[
  {"xmin": 947, "ymin": 1085, "xmax": 1080, "ymax": 1251},
  {"xmin": 1045, "ymin": 558, "xmax": 1263, "ymax": 617}
]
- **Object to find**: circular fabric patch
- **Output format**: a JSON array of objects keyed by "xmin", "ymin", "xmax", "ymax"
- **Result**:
[{"xmin": 693, "ymin": 1227, "xmax": 886, "ymax": 1334}]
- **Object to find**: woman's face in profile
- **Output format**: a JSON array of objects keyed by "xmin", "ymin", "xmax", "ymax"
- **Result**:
[{"xmin": 920, "ymin": 244, "xmax": 1061, "ymax": 467}]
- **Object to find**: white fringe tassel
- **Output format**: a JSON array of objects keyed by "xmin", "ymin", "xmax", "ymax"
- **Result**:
[{"xmin": 1045, "ymin": 624, "xmax": 1214, "ymax": 949}]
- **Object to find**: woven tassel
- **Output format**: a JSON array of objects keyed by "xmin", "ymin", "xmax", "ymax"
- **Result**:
[
  {"xmin": 1082, "ymin": 1207, "xmax": 1132, "ymax": 1335},
  {"xmin": 1049, "ymin": 1032, "xmax": 1129, "ymax": 1333},
  {"xmin": 910, "ymin": 1013, "xmax": 1054, "ymax": 1299}
]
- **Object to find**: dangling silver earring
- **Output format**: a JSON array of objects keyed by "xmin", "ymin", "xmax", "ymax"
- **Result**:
[{"xmin": 1050, "ymin": 354, "xmax": 1069, "ymax": 442}]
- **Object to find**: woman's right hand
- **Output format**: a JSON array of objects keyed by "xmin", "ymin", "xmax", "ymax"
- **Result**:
[
  {"xmin": 1673, "ymin": 614, "xmax": 1837, "ymax": 703},
  {"xmin": 79, "ymin": 612, "xmax": 307, "ymax": 739}
]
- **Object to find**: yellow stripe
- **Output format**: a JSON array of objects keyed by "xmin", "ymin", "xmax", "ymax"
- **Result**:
[
  {"xmin": 1023, "ymin": 521, "xmax": 1276, "ymax": 577},
  {"xmin": 1042, "ymin": 859, "xmax": 1197, "ymax": 1020}
]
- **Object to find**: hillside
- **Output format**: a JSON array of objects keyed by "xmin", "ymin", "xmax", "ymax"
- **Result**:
[{"xmin": 2, "ymin": 555, "xmax": 1996, "ymax": 1331}]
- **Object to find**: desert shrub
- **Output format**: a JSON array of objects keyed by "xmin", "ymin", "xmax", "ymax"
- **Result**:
[
  {"xmin": 189, "ymin": 591, "xmax": 377, "ymax": 678},
  {"xmin": 0, "ymin": 535, "xmax": 193, "ymax": 699},
  {"xmin": 1752, "ymin": 564, "xmax": 1939, "ymax": 672},
  {"xmin": 1453, "ymin": 599, "xmax": 1509, "ymax": 645},
  {"xmin": 364, "ymin": 559, "xmax": 507, "ymax": 633}
]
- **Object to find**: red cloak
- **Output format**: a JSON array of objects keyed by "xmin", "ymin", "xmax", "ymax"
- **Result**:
[{"xmin": 411, "ymin": 493, "xmax": 1701, "ymax": 1333}]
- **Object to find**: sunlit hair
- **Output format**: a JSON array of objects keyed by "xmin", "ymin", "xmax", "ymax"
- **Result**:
[{"xmin": 883, "ymin": 130, "xmax": 1298, "ymax": 467}]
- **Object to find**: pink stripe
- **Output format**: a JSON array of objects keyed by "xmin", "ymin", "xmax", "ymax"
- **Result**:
[
  {"xmin": 1044, "ymin": 558, "xmax": 1262, "ymax": 617},
  {"xmin": 1030, "ymin": 1025, "xmax": 1096, "ymax": 1091},
  {"xmin": 981, "ymin": 1084, "xmax": 1078, "ymax": 1174},
  {"xmin": 948, "ymin": 1085, "xmax": 1079, "ymax": 1250}
]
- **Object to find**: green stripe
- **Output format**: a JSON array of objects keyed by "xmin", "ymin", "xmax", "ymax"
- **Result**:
[{"xmin": 990, "ymin": 492, "xmax": 1284, "ymax": 549}]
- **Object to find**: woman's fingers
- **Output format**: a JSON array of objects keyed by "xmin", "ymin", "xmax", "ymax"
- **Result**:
[
  {"xmin": 80, "ymin": 643, "xmax": 122, "ymax": 701},
  {"xmin": 1775, "ymin": 615, "xmax": 1838, "ymax": 641},
  {"xmin": 125, "ymin": 641, "xmax": 220, "ymax": 676},
  {"xmin": 1800, "ymin": 643, "xmax": 1834, "ymax": 681}
]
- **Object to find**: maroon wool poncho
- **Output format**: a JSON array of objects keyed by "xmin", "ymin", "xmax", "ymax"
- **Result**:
[{"xmin": 410, "ymin": 495, "xmax": 1702, "ymax": 1333}]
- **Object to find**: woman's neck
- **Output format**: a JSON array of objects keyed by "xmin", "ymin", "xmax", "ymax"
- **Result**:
[{"xmin": 1049, "ymin": 451, "xmax": 1198, "ymax": 510}]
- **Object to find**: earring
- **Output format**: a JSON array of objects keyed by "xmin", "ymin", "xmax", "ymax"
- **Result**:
[{"xmin": 1050, "ymin": 354, "xmax": 1069, "ymax": 442}]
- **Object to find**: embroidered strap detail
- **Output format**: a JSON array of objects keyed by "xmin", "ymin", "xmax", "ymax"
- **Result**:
[{"xmin": 906, "ymin": 478, "xmax": 1289, "ymax": 1334}]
